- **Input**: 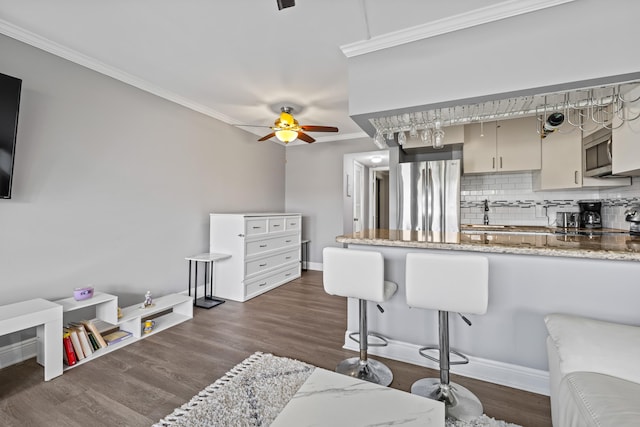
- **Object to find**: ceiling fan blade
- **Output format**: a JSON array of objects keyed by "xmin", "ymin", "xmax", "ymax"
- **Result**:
[
  {"xmin": 277, "ymin": 0, "xmax": 295, "ymax": 10},
  {"xmin": 234, "ymin": 124, "xmax": 272, "ymax": 129},
  {"xmin": 258, "ymin": 132, "xmax": 276, "ymax": 142},
  {"xmin": 300, "ymin": 125, "xmax": 339, "ymax": 132},
  {"xmin": 297, "ymin": 131, "xmax": 315, "ymax": 143}
]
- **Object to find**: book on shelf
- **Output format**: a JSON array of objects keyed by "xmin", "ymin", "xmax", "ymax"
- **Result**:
[
  {"xmin": 62, "ymin": 331, "xmax": 77, "ymax": 366},
  {"xmin": 102, "ymin": 330, "xmax": 133, "ymax": 346},
  {"xmin": 80, "ymin": 320, "xmax": 108, "ymax": 348},
  {"xmin": 70, "ymin": 324, "xmax": 93, "ymax": 357},
  {"xmin": 87, "ymin": 332, "xmax": 100, "ymax": 351},
  {"xmin": 65, "ymin": 328, "xmax": 85, "ymax": 360}
]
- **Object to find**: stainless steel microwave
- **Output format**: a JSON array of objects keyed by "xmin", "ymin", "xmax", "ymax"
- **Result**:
[{"xmin": 583, "ymin": 127, "xmax": 614, "ymax": 177}]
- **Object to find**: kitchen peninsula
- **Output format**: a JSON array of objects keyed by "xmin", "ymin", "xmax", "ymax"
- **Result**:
[{"xmin": 334, "ymin": 228, "xmax": 640, "ymax": 395}]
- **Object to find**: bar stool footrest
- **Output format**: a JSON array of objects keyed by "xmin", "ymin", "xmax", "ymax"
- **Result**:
[
  {"xmin": 418, "ymin": 345, "xmax": 470, "ymax": 365},
  {"xmin": 348, "ymin": 331, "xmax": 389, "ymax": 347}
]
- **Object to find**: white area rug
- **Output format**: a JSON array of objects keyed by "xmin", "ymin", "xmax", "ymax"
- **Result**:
[{"xmin": 154, "ymin": 352, "xmax": 521, "ymax": 427}]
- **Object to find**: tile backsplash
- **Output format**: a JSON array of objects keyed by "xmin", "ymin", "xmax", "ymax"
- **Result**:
[{"xmin": 461, "ymin": 172, "xmax": 639, "ymax": 229}]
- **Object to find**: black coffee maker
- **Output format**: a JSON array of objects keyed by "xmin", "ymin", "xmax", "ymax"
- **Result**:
[{"xmin": 577, "ymin": 200, "xmax": 602, "ymax": 229}]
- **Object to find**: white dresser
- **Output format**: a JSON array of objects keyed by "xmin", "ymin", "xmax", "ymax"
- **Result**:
[{"xmin": 209, "ymin": 213, "xmax": 302, "ymax": 302}]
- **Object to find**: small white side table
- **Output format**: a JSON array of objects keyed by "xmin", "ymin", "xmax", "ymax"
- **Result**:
[{"xmin": 186, "ymin": 253, "xmax": 231, "ymax": 309}]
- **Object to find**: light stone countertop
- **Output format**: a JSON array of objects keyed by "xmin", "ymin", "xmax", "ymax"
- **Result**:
[{"xmin": 336, "ymin": 228, "xmax": 640, "ymax": 262}]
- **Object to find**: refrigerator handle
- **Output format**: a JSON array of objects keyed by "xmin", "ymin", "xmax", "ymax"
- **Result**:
[
  {"xmin": 397, "ymin": 166, "xmax": 403, "ymax": 229},
  {"xmin": 422, "ymin": 167, "xmax": 433, "ymax": 231}
]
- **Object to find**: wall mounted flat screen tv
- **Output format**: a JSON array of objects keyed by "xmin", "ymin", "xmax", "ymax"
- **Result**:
[{"xmin": 0, "ymin": 72, "xmax": 21, "ymax": 199}]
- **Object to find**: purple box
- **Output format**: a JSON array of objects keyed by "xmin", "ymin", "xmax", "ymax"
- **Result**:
[{"xmin": 73, "ymin": 286, "xmax": 94, "ymax": 301}]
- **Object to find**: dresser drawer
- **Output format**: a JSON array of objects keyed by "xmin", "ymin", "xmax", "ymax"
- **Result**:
[
  {"xmin": 246, "ymin": 219, "xmax": 268, "ymax": 236},
  {"xmin": 285, "ymin": 216, "xmax": 301, "ymax": 231},
  {"xmin": 246, "ymin": 234, "xmax": 300, "ymax": 256},
  {"xmin": 245, "ymin": 276, "xmax": 275, "ymax": 296},
  {"xmin": 245, "ymin": 248, "xmax": 299, "ymax": 276},
  {"xmin": 245, "ymin": 265, "xmax": 300, "ymax": 296},
  {"xmin": 268, "ymin": 218, "xmax": 285, "ymax": 233}
]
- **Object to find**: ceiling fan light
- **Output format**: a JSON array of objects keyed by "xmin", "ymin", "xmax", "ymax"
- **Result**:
[
  {"xmin": 275, "ymin": 129, "xmax": 298, "ymax": 143},
  {"xmin": 280, "ymin": 111, "xmax": 295, "ymax": 126}
]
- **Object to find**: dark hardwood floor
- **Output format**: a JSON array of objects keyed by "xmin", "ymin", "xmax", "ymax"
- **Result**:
[{"xmin": 0, "ymin": 271, "xmax": 551, "ymax": 426}]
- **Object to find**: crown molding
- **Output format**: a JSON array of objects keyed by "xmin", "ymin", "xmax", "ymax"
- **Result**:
[
  {"xmin": 0, "ymin": 18, "xmax": 240, "ymax": 125},
  {"xmin": 340, "ymin": 0, "xmax": 576, "ymax": 58}
]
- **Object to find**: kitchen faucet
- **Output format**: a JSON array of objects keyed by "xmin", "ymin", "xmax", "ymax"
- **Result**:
[{"xmin": 483, "ymin": 199, "xmax": 490, "ymax": 225}]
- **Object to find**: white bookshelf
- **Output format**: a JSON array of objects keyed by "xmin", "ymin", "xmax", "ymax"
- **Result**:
[{"xmin": 54, "ymin": 292, "xmax": 193, "ymax": 372}]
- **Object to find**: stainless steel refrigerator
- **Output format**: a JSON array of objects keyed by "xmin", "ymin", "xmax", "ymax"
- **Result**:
[{"xmin": 397, "ymin": 159, "xmax": 461, "ymax": 232}]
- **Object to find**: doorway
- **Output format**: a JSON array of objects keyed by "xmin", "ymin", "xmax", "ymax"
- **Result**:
[
  {"xmin": 342, "ymin": 150, "xmax": 390, "ymax": 234},
  {"xmin": 370, "ymin": 168, "xmax": 390, "ymax": 229}
]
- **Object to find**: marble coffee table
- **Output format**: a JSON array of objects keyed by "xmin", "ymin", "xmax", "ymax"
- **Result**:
[{"xmin": 271, "ymin": 368, "xmax": 445, "ymax": 426}]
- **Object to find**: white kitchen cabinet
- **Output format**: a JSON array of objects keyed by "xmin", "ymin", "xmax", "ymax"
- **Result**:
[
  {"xmin": 535, "ymin": 122, "xmax": 583, "ymax": 189},
  {"xmin": 463, "ymin": 116, "xmax": 541, "ymax": 174},
  {"xmin": 533, "ymin": 122, "xmax": 630, "ymax": 190},
  {"xmin": 612, "ymin": 84, "xmax": 640, "ymax": 176},
  {"xmin": 209, "ymin": 213, "xmax": 301, "ymax": 302}
]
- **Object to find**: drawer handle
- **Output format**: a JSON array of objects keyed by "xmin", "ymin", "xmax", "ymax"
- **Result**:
[
  {"xmin": 273, "ymin": 224, "xmax": 281, "ymax": 227},
  {"xmin": 253, "ymin": 226, "xmax": 262, "ymax": 229},
  {"xmin": 290, "ymin": 223, "xmax": 296, "ymax": 226},
  {"xmin": 285, "ymin": 240, "xmax": 292, "ymax": 243},
  {"xmin": 259, "ymin": 263, "xmax": 267, "ymax": 267},
  {"xmin": 286, "ymin": 256, "xmax": 292, "ymax": 260},
  {"xmin": 285, "ymin": 273, "xmax": 291, "ymax": 276},
  {"xmin": 259, "ymin": 244, "xmax": 267, "ymax": 248},
  {"xmin": 259, "ymin": 282, "xmax": 267, "ymax": 287}
]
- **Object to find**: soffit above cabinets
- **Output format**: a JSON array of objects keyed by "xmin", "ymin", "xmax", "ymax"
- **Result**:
[{"xmin": 361, "ymin": 73, "xmax": 640, "ymax": 148}]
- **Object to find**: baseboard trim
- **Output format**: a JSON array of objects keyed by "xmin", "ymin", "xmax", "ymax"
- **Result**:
[
  {"xmin": 179, "ymin": 285, "xmax": 204, "ymax": 299},
  {"xmin": 343, "ymin": 331, "xmax": 550, "ymax": 396},
  {"xmin": 305, "ymin": 262, "xmax": 323, "ymax": 271},
  {"xmin": 0, "ymin": 338, "xmax": 37, "ymax": 368}
]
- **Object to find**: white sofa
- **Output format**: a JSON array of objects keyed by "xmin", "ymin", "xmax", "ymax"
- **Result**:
[{"xmin": 545, "ymin": 313, "xmax": 640, "ymax": 427}]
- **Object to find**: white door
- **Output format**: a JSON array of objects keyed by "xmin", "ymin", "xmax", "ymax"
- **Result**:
[
  {"xmin": 353, "ymin": 161, "xmax": 365, "ymax": 233},
  {"xmin": 369, "ymin": 168, "xmax": 377, "ymax": 229}
]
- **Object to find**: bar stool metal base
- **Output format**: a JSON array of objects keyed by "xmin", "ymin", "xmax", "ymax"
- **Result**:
[
  {"xmin": 411, "ymin": 378, "xmax": 483, "ymax": 421},
  {"xmin": 336, "ymin": 357, "xmax": 393, "ymax": 386}
]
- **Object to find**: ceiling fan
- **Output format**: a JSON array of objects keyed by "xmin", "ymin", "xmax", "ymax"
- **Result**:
[{"xmin": 257, "ymin": 106, "xmax": 338, "ymax": 144}]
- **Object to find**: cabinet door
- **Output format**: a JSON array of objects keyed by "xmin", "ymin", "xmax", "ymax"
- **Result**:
[
  {"xmin": 538, "ymin": 122, "xmax": 582, "ymax": 189},
  {"xmin": 463, "ymin": 122, "xmax": 497, "ymax": 173},
  {"xmin": 496, "ymin": 116, "xmax": 541, "ymax": 172},
  {"xmin": 612, "ymin": 85, "xmax": 640, "ymax": 176}
]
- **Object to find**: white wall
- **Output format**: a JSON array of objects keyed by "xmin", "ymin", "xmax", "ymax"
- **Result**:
[
  {"xmin": 0, "ymin": 34, "xmax": 286, "ymax": 308},
  {"xmin": 284, "ymin": 137, "xmax": 374, "ymax": 267}
]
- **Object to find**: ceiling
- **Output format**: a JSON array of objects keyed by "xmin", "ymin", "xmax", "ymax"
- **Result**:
[{"xmin": 0, "ymin": 0, "xmax": 534, "ymax": 145}]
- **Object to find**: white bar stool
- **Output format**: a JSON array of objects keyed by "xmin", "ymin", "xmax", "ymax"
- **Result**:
[
  {"xmin": 405, "ymin": 252, "xmax": 489, "ymax": 421},
  {"xmin": 323, "ymin": 247, "xmax": 398, "ymax": 386}
]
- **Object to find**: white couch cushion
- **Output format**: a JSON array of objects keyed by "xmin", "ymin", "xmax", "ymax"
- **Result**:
[
  {"xmin": 545, "ymin": 313, "xmax": 640, "ymax": 385},
  {"xmin": 559, "ymin": 372, "xmax": 640, "ymax": 427}
]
